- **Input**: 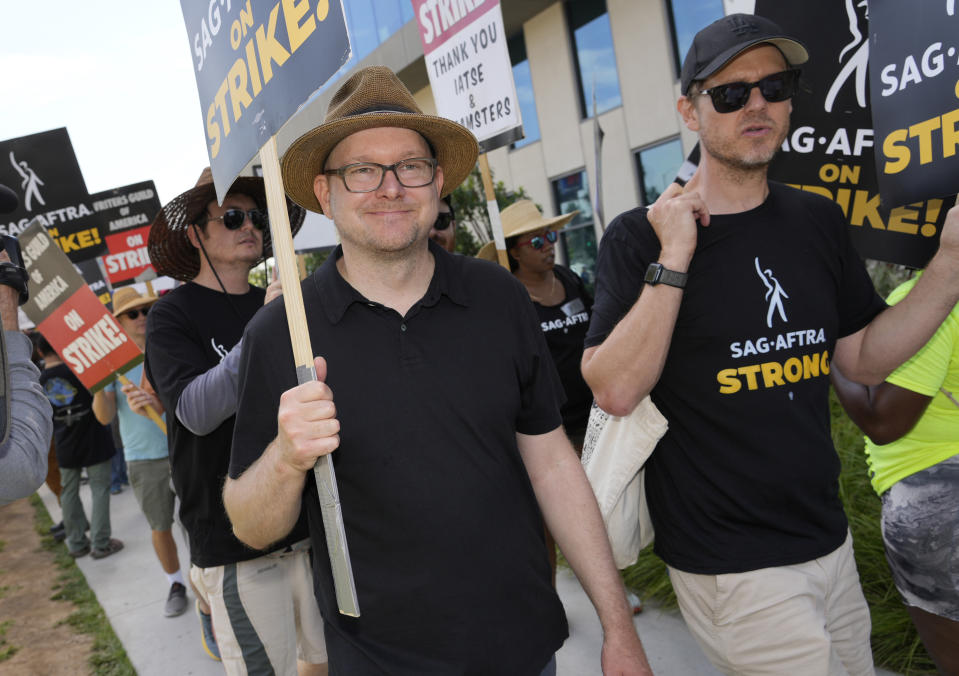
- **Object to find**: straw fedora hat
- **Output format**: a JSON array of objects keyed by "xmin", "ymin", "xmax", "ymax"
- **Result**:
[
  {"xmin": 112, "ymin": 287, "xmax": 157, "ymax": 318},
  {"xmin": 281, "ymin": 66, "xmax": 479, "ymax": 214},
  {"xmin": 147, "ymin": 168, "xmax": 306, "ymax": 282},
  {"xmin": 476, "ymin": 241, "xmax": 497, "ymax": 262},
  {"xmin": 500, "ymin": 200, "xmax": 579, "ymax": 242}
]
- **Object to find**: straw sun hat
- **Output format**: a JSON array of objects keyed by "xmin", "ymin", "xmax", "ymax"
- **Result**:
[
  {"xmin": 147, "ymin": 168, "xmax": 306, "ymax": 282},
  {"xmin": 111, "ymin": 287, "xmax": 157, "ymax": 318},
  {"xmin": 475, "ymin": 200, "xmax": 578, "ymax": 262},
  {"xmin": 281, "ymin": 66, "xmax": 479, "ymax": 214}
]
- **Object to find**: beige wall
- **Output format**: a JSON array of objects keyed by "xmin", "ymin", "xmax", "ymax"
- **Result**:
[{"xmin": 481, "ymin": 0, "xmax": 691, "ymax": 248}]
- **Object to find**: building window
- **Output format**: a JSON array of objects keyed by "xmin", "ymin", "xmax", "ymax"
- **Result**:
[
  {"xmin": 635, "ymin": 137, "xmax": 684, "ymax": 206},
  {"xmin": 566, "ymin": 1, "xmax": 621, "ymax": 118},
  {"xmin": 552, "ymin": 170, "xmax": 597, "ymax": 293},
  {"xmin": 666, "ymin": 0, "xmax": 725, "ymax": 76},
  {"xmin": 508, "ymin": 33, "xmax": 540, "ymax": 149}
]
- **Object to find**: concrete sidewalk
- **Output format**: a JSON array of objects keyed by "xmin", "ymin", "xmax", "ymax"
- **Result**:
[{"xmin": 39, "ymin": 483, "xmax": 897, "ymax": 675}]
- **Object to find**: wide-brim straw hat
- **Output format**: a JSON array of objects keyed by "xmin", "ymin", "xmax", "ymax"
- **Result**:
[
  {"xmin": 501, "ymin": 200, "xmax": 579, "ymax": 242},
  {"xmin": 281, "ymin": 66, "xmax": 479, "ymax": 214},
  {"xmin": 112, "ymin": 287, "xmax": 157, "ymax": 317},
  {"xmin": 476, "ymin": 241, "xmax": 497, "ymax": 262},
  {"xmin": 148, "ymin": 168, "xmax": 306, "ymax": 282}
]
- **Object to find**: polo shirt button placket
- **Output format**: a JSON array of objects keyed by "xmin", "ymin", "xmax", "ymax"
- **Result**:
[{"xmin": 400, "ymin": 323, "xmax": 407, "ymax": 332}]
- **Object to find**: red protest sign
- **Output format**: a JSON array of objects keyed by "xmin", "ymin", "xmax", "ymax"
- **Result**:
[
  {"xmin": 103, "ymin": 225, "xmax": 153, "ymax": 285},
  {"xmin": 19, "ymin": 219, "xmax": 142, "ymax": 392},
  {"xmin": 36, "ymin": 286, "xmax": 141, "ymax": 392}
]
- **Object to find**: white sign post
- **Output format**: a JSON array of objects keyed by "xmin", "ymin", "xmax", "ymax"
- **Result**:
[{"xmin": 413, "ymin": 0, "xmax": 522, "ymax": 269}]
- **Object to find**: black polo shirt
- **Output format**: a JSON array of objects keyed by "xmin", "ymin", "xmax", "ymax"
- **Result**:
[{"xmin": 231, "ymin": 242, "xmax": 568, "ymax": 675}]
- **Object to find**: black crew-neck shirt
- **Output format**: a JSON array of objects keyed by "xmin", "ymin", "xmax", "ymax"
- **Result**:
[
  {"xmin": 231, "ymin": 243, "xmax": 568, "ymax": 675},
  {"xmin": 145, "ymin": 282, "xmax": 307, "ymax": 567},
  {"xmin": 586, "ymin": 183, "xmax": 887, "ymax": 574},
  {"xmin": 533, "ymin": 263, "xmax": 594, "ymax": 436}
]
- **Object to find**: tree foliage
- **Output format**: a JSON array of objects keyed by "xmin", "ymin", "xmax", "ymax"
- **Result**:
[{"xmin": 448, "ymin": 166, "xmax": 537, "ymax": 249}]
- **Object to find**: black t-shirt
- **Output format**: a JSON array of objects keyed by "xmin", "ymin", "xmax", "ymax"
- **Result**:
[
  {"xmin": 534, "ymin": 264, "xmax": 593, "ymax": 436},
  {"xmin": 40, "ymin": 363, "xmax": 114, "ymax": 469},
  {"xmin": 231, "ymin": 243, "xmax": 568, "ymax": 675},
  {"xmin": 585, "ymin": 183, "xmax": 887, "ymax": 574},
  {"xmin": 145, "ymin": 282, "xmax": 307, "ymax": 567}
]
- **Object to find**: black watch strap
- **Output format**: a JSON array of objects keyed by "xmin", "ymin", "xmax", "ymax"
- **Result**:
[{"xmin": 644, "ymin": 262, "xmax": 687, "ymax": 289}]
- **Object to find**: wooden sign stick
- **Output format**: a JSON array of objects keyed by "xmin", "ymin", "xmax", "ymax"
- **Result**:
[
  {"xmin": 257, "ymin": 136, "xmax": 360, "ymax": 618},
  {"xmin": 478, "ymin": 154, "xmax": 510, "ymax": 271},
  {"xmin": 116, "ymin": 372, "xmax": 166, "ymax": 434}
]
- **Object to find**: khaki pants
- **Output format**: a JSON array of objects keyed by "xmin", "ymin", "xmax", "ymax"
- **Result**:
[
  {"xmin": 191, "ymin": 543, "xmax": 326, "ymax": 675},
  {"xmin": 668, "ymin": 533, "xmax": 874, "ymax": 676}
]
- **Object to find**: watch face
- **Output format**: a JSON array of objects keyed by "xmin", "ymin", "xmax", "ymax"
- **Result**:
[{"xmin": 644, "ymin": 263, "xmax": 661, "ymax": 284}]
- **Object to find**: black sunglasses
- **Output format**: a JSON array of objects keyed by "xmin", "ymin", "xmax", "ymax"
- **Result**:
[
  {"xmin": 433, "ymin": 212, "xmax": 455, "ymax": 231},
  {"xmin": 207, "ymin": 208, "xmax": 268, "ymax": 231},
  {"xmin": 518, "ymin": 230, "xmax": 558, "ymax": 250},
  {"xmin": 123, "ymin": 307, "xmax": 150, "ymax": 320},
  {"xmin": 698, "ymin": 69, "xmax": 801, "ymax": 113}
]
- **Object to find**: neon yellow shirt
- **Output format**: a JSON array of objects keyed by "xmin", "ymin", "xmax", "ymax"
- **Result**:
[{"xmin": 864, "ymin": 274, "xmax": 959, "ymax": 494}]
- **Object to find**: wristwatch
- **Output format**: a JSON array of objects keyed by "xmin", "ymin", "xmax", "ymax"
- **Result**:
[{"xmin": 644, "ymin": 262, "xmax": 687, "ymax": 289}]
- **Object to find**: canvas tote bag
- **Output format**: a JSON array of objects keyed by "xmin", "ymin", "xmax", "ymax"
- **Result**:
[{"xmin": 581, "ymin": 396, "xmax": 667, "ymax": 569}]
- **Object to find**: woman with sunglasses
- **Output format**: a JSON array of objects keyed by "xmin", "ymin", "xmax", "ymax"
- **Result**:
[{"xmin": 480, "ymin": 200, "xmax": 592, "ymax": 447}]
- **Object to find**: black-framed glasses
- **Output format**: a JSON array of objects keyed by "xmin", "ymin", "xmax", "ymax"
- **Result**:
[
  {"xmin": 324, "ymin": 158, "xmax": 437, "ymax": 193},
  {"xmin": 208, "ymin": 208, "xmax": 268, "ymax": 231},
  {"xmin": 698, "ymin": 69, "xmax": 801, "ymax": 113},
  {"xmin": 518, "ymin": 230, "xmax": 558, "ymax": 250},
  {"xmin": 432, "ymin": 212, "xmax": 455, "ymax": 231},
  {"xmin": 122, "ymin": 308, "xmax": 150, "ymax": 320}
]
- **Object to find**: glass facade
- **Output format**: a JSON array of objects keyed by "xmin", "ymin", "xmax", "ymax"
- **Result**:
[
  {"xmin": 508, "ymin": 33, "xmax": 540, "ymax": 149},
  {"xmin": 635, "ymin": 137, "xmax": 684, "ymax": 206},
  {"xmin": 667, "ymin": 0, "xmax": 725, "ymax": 75},
  {"xmin": 552, "ymin": 170, "xmax": 597, "ymax": 293},
  {"xmin": 342, "ymin": 0, "xmax": 414, "ymax": 61},
  {"xmin": 567, "ymin": 1, "xmax": 621, "ymax": 117}
]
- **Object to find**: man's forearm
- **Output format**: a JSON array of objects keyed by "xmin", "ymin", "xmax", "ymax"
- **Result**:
[
  {"xmin": 223, "ymin": 440, "xmax": 306, "ymax": 550},
  {"xmin": 583, "ymin": 281, "xmax": 683, "ymax": 416},
  {"xmin": 92, "ymin": 390, "xmax": 116, "ymax": 425},
  {"xmin": 841, "ymin": 261, "xmax": 959, "ymax": 385},
  {"xmin": 519, "ymin": 430, "xmax": 649, "ymax": 671},
  {"xmin": 537, "ymin": 453, "xmax": 641, "ymax": 638}
]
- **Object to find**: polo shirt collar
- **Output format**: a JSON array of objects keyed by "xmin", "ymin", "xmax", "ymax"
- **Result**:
[{"xmin": 313, "ymin": 240, "xmax": 470, "ymax": 325}]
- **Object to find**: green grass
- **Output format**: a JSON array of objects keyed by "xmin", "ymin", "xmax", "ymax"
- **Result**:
[
  {"xmin": 0, "ymin": 619, "xmax": 19, "ymax": 662},
  {"xmin": 620, "ymin": 393, "xmax": 936, "ymax": 675},
  {"xmin": 30, "ymin": 495, "xmax": 135, "ymax": 676}
]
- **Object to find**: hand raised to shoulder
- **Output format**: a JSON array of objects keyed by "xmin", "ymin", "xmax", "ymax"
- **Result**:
[{"xmin": 645, "ymin": 175, "xmax": 709, "ymax": 269}]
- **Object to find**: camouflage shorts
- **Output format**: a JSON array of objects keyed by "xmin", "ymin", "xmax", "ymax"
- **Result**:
[{"xmin": 881, "ymin": 453, "xmax": 959, "ymax": 621}]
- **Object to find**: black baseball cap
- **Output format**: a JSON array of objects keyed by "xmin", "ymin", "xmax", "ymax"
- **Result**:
[{"xmin": 680, "ymin": 14, "xmax": 808, "ymax": 95}]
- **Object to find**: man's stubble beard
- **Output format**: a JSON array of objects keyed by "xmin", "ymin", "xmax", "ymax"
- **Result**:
[{"xmin": 700, "ymin": 117, "xmax": 791, "ymax": 178}]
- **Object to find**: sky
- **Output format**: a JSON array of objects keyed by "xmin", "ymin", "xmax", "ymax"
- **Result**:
[{"xmin": 4, "ymin": 1, "xmax": 211, "ymax": 205}]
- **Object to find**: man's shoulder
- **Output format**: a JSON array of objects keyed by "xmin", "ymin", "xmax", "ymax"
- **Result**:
[
  {"xmin": 769, "ymin": 181, "xmax": 843, "ymax": 217},
  {"xmin": 245, "ymin": 291, "xmax": 289, "ymax": 338},
  {"xmin": 449, "ymin": 251, "xmax": 529, "ymax": 299}
]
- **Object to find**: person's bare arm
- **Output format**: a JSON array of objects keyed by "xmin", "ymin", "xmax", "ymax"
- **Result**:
[
  {"xmin": 516, "ymin": 428, "xmax": 652, "ymax": 675},
  {"xmin": 223, "ymin": 356, "xmax": 338, "ymax": 550},
  {"xmin": 831, "ymin": 364, "xmax": 932, "ymax": 445},
  {"xmin": 92, "ymin": 389, "xmax": 117, "ymax": 425},
  {"xmin": 583, "ymin": 181, "xmax": 708, "ymax": 415},
  {"xmin": 834, "ymin": 204, "xmax": 959, "ymax": 384}
]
